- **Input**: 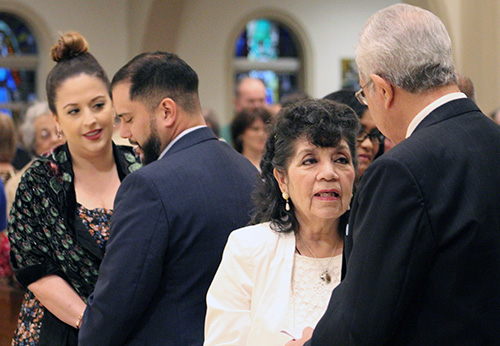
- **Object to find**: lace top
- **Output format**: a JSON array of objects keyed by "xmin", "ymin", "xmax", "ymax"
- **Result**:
[{"xmin": 285, "ymin": 253, "xmax": 342, "ymax": 337}]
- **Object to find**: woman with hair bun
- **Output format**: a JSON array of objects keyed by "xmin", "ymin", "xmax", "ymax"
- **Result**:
[{"xmin": 8, "ymin": 32, "xmax": 140, "ymax": 345}]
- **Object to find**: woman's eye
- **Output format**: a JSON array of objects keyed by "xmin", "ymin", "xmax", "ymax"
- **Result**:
[
  {"xmin": 335, "ymin": 157, "xmax": 349, "ymax": 164},
  {"xmin": 68, "ymin": 108, "xmax": 79, "ymax": 115},
  {"xmin": 94, "ymin": 102, "xmax": 105, "ymax": 109},
  {"xmin": 302, "ymin": 158, "xmax": 317, "ymax": 165}
]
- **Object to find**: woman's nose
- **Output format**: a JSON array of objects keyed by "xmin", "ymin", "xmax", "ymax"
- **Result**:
[
  {"xmin": 318, "ymin": 161, "xmax": 339, "ymax": 181},
  {"xmin": 83, "ymin": 109, "xmax": 97, "ymax": 126},
  {"xmin": 360, "ymin": 136, "xmax": 374, "ymax": 149}
]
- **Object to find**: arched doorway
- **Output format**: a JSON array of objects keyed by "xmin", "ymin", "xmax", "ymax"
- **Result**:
[{"xmin": 232, "ymin": 18, "xmax": 304, "ymax": 105}]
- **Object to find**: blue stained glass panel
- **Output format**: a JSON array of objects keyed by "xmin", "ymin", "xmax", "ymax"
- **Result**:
[
  {"xmin": 0, "ymin": 13, "xmax": 38, "ymax": 56},
  {"xmin": 235, "ymin": 19, "xmax": 299, "ymax": 59},
  {"xmin": 0, "ymin": 12, "xmax": 38, "ymax": 117}
]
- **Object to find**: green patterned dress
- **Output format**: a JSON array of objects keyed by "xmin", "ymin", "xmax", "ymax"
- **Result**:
[{"xmin": 8, "ymin": 143, "xmax": 140, "ymax": 346}]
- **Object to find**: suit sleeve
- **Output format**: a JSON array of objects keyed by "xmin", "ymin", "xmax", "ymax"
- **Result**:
[
  {"xmin": 79, "ymin": 172, "xmax": 168, "ymax": 346},
  {"xmin": 204, "ymin": 231, "xmax": 254, "ymax": 346},
  {"xmin": 309, "ymin": 157, "xmax": 436, "ymax": 345}
]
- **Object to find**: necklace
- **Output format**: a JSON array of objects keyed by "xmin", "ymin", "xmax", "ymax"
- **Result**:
[{"xmin": 298, "ymin": 235, "xmax": 340, "ymax": 284}]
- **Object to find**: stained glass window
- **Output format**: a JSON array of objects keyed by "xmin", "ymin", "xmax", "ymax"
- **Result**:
[
  {"xmin": 0, "ymin": 12, "xmax": 38, "ymax": 118},
  {"xmin": 234, "ymin": 19, "xmax": 302, "ymax": 104}
]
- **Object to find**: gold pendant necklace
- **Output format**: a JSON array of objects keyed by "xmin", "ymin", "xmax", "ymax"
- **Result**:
[
  {"xmin": 320, "ymin": 270, "xmax": 332, "ymax": 284},
  {"xmin": 298, "ymin": 236, "xmax": 340, "ymax": 284}
]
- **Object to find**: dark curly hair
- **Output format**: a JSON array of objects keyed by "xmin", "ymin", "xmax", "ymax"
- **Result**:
[
  {"xmin": 230, "ymin": 108, "xmax": 272, "ymax": 153},
  {"xmin": 251, "ymin": 98, "xmax": 359, "ymax": 235}
]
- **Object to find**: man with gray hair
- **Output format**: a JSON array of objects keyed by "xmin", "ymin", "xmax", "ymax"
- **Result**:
[
  {"xmin": 289, "ymin": 4, "xmax": 500, "ymax": 345},
  {"xmin": 234, "ymin": 76, "xmax": 267, "ymax": 113}
]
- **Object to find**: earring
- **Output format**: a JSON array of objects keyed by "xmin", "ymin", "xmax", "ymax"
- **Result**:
[
  {"xmin": 282, "ymin": 191, "xmax": 290, "ymax": 211},
  {"xmin": 57, "ymin": 130, "xmax": 62, "ymax": 140},
  {"xmin": 347, "ymin": 193, "xmax": 353, "ymax": 211}
]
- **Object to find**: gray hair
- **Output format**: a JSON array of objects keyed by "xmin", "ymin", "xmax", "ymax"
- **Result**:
[
  {"xmin": 234, "ymin": 76, "xmax": 266, "ymax": 98},
  {"xmin": 20, "ymin": 101, "xmax": 51, "ymax": 154},
  {"xmin": 355, "ymin": 4, "xmax": 456, "ymax": 93}
]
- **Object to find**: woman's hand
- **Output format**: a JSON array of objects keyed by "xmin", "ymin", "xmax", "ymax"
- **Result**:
[
  {"xmin": 28, "ymin": 274, "xmax": 86, "ymax": 328},
  {"xmin": 285, "ymin": 327, "xmax": 313, "ymax": 346}
]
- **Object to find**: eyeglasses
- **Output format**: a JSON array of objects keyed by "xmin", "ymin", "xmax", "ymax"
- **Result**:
[
  {"xmin": 355, "ymin": 79, "xmax": 373, "ymax": 106},
  {"xmin": 357, "ymin": 130, "xmax": 383, "ymax": 145}
]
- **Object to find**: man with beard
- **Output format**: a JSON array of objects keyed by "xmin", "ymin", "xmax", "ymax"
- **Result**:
[{"xmin": 78, "ymin": 52, "xmax": 259, "ymax": 346}]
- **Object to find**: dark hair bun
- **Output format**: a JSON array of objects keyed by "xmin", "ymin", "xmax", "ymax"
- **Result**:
[{"xmin": 51, "ymin": 32, "xmax": 89, "ymax": 62}]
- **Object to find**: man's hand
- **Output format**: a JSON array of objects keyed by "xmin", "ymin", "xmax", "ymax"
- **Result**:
[{"xmin": 285, "ymin": 327, "xmax": 313, "ymax": 346}]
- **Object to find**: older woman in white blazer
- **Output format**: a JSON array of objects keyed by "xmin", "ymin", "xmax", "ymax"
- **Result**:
[{"xmin": 205, "ymin": 99, "xmax": 359, "ymax": 345}]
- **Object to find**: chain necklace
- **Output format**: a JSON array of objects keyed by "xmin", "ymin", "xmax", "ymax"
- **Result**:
[{"xmin": 298, "ymin": 235, "xmax": 340, "ymax": 284}]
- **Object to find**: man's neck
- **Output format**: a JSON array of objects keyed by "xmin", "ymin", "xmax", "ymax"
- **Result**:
[
  {"xmin": 170, "ymin": 112, "xmax": 206, "ymax": 141},
  {"xmin": 392, "ymin": 84, "xmax": 461, "ymax": 143}
]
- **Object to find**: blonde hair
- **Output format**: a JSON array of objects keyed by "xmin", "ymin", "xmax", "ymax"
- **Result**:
[{"xmin": 0, "ymin": 112, "xmax": 17, "ymax": 163}]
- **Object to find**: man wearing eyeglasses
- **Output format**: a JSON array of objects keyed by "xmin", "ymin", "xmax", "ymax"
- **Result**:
[{"xmin": 289, "ymin": 3, "xmax": 500, "ymax": 346}]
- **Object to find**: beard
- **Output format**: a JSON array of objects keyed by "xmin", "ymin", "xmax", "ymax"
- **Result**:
[{"xmin": 141, "ymin": 123, "xmax": 162, "ymax": 165}]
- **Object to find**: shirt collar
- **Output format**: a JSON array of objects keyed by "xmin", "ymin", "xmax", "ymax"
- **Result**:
[
  {"xmin": 405, "ymin": 92, "xmax": 466, "ymax": 138},
  {"xmin": 157, "ymin": 125, "xmax": 207, "ymax": 160}
]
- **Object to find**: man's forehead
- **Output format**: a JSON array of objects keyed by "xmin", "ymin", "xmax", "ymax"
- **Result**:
[
  {"xmin": 239, "ymin": 79, "xmax": 265, "ymax": 93},
  {"xmin": 112, "ymin": 83, "xmax": 135, "ymax": 108},
  {"xmin": 112, "ymin": 81, "xmax": 133, "ymax": 97},
  {"xmin": 112, "ymin": 83, "xmax": 136, "ymax": 116}
]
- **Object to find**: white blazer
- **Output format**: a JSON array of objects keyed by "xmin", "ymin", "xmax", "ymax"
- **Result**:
[{"xmin": 204, "ymin": 223, "xmax": 296, "ymax": 346}]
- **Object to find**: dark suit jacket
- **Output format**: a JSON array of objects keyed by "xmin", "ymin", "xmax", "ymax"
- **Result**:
[
  {"xmin": 78, "ymin": 127, "xmax": 259, "ymax": 346},
  {"xmin": 308, "ymin": 98, "xmax": 500, "ymax": 345}
]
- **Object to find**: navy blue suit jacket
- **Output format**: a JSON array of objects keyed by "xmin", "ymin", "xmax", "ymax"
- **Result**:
[
  {"xmin": 79, "ymin": 127, "xmax": 258, "ymax": 346},
  {"xmin": 308, "ymin": 98, "xmax": 500, "ymax": 345}
]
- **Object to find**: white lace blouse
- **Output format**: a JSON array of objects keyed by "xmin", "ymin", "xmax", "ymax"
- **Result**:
[
  {"xmin": 205, "ymin": 223, "xmax": 343, "ymax": 346},
  {"xmin": 285, "ymin": 253, "xmax": 342, "ymax": 338}
]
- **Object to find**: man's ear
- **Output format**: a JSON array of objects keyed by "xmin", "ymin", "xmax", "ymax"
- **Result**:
[
  {"xmin": 273, "ymin": 168, "xmax": 288, "ymax": 194},
  {"xmin": 157, "ymin": 98, "xmax": 177, "ymax": 127},
  {"xmin": 371, "ymin": 73, "xmax": 394, "ymax": 109}
]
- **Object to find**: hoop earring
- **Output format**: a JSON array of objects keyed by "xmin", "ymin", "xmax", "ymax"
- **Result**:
[{"xmin": 282, "ymin": 191, "xmax": 290, "ymax": 211}]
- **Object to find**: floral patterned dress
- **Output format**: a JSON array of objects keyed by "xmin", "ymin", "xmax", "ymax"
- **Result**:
[{"xmin": 8, "ymin": 143, "xmax": 140, "ymax": 346}]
